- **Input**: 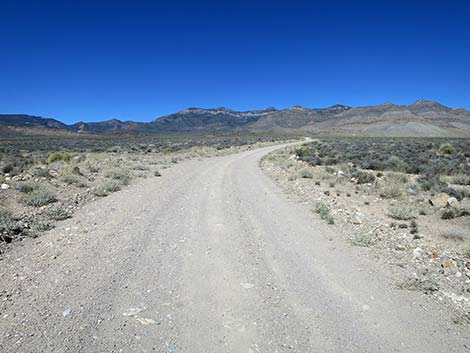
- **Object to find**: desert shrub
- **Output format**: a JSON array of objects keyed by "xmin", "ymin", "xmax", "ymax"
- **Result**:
[
  {"xmin": 417, "ymin": 174, "xmax": 447, "ymax": 192},
  {"xmin": 449, "ymin": 174, "xmax": 470, "ymax": 186},
  {"xmin": 15, "ymin": 181, "xmax": 38, "ymax": 194},
  {"xmin": 325, "ymin": 166, "xmax": 336, "ymax": 174},
  {"xmin": 47, "ymin": 151, "xmax": 71, "ymax": 163},
  {"xmin": 32, "ymin": 167, "xmax": 50, "ymax": 178},
  {"xmin": 439, "ymin": 229, "xmax": 466, "ymax": 241},
  {"xmin": 61, "ymin": 173, "xmax": 79, "ymax": 185},
  {"xmin": 105, "ymin": 168, "xmax": 130, "ymax": 185},
  {"xmin": 439, "ymin": 143, "xmax": 456, "ymax": 155},
  {"xmin": 31, "ymin": 221, "xmax": 54, "ymax": 234},
  {"xmin": 387, "ymin": 205, "xmax": 416, "ymax": 220},
  {"xmin": 385, "ymin": 156, "xmax": 408, "ymax": 172},
  {"xmin": 0, "ymin": 209, "xmax": 16, "ymax": 237},
  {"xmin": 441, "ymin": 207, "xmax": 470, "ymax": 219},
  {"xmin": 315, "ymin": 202, "xmax": 334, "ymax": 224},
  {"xmin": 93, "ymin": 180, "xmax": 121, "ymax": 197},
  {"xmin": 154, "ymin": 170, "xmax": 162, "ymax": 177},
  {"xmin": 20, "ymin": 189, "xmax": 57, "ymax": 207},
  {"xmin": 47, "ymin": 206, "xmax": 71, "ymax": 221},
  {"xmin": 299, "ymin": 168, "xmax": 313, "ymax": 179},
  {"xmin": 463, "ymin": 246, "xmax": 470, "ymax": 259},
  {"xmin": 294, "ymin": 146, "xmax": 311, "ymax": 159},
  {"xmin": 132, "ymin": 164, "xmax": 149, "ymax": 171},
  {"xmin": 352, "ymin": 228, "xmax": 373, "ymax": 247},
  {"xmin": 410, "ymin": 220, "xmax": 419, "ymax": 234},
  {"xmin": 441, "ymin": 187, "xmax": 465, "ymax": 201},
  {"xmin": 379, "ymin": 183, "xmax": 403, "ymax": 199},
  {"xmin": 354, "ymin": 171, "xmax": 375, "ymax": 184},
  {"xmin": 399, "ymin": 275, "xmax": 439, "ymax": 294}
]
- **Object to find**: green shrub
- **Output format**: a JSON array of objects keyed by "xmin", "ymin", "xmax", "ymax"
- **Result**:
[
  {"xmin": 449, "ymin": 174, "xmax": 470, "ymax": 186},
  {"xmin": 47, "ymin": 207, "xmax": 71, "ymax": 221},
  {"xmin": 47, "ymin": 151, "xmax": 71, "ymax": 163},
  {"xmin": 15, "ymin": 181, "xmax": 38, "ymax": 193},
  {"xmin": 379, "ymin": 183, "xmax": 403, "ymax": 199},
  {"xmin": 20, "ymin": 189, "xmax": 57, "ymax": 207},
  {"xmin": 315, "ymin": 202, "xmax": 334, "ymax": 224},
  {"xmin": 294, "ymin": 146, "xmax": 310, "ymax": 159},
  {"xmin": 299, "ymin": 168, "xmax": 313, "ymax": 179},
  {"xmin": 32, "ymin": 168, "xmax": 50, "ymax": 178},
  {"xmin": 439, "ymin": 143, "xmax": 456, "ymax": 155},
  {"xmin": 105, "ymin": 168, "xmax": 130, "ymax": 185},
  {"xmin": 93, "ymin": 180, "xmax": 121, "ymax": 197},
  {"xmin": 355, "ymin": 171, "xmax": 375, "ymax": 184},
  {"xmin": 463, "ymin": 246, "xmax": 470, "ymax": 259},
  {"xmin": 387, "ymin": 205, "xmax": 416, "ymax": 220},
  {"xmin": 352, "ymin": 228, "xmax": 373, "ymax": 247},
  {"xmin": 154, "ymin": 170, "xmax": 162, "ymax": 177},
  {"xmin": 0, "ymin": 209, "xmax": 16, "ymax": 236},
  {"xmin": 385, "ymin": 156, "xmax": 408, "ymax": 172}
]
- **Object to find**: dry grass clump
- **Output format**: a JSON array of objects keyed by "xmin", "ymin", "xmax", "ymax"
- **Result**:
[
  {"xmin": 315, "ymin": 201, "xmax": 334, "ymax": 224},
  {"xmin": 387, "ymin": 204, "xmax": 416, "ymax": 220},
  {"xmin": 299, "ymin": 168, "xmax": 313, "ymax": 179},
  {"xmin": 93, "ymin": 180, "xmax": 122, "ymax": 197},
  {"xmin": 20, "ymin": 189, "xmax": 57, "ymax": 207},
  {"xmin": 104, "ymin": 168, "xmax": 130, "ymax": 186}
]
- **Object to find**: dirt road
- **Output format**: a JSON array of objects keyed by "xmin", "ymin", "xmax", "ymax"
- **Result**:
[{"xmin": 1, "ymin": 143, "xmax": 469, "ymax": 352}]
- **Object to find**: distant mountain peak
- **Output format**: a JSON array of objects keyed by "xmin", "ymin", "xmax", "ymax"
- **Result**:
[
  {"xmin": 290, "ymin": 105, "xmax": 309, "ymax": 111},
  {"xmin": 327, "ymin": 104, "xmax": 351, "ymax": 111},
  {"xmin": 412, "ymin": 100, "xmax": 445, "ymax": 107}
]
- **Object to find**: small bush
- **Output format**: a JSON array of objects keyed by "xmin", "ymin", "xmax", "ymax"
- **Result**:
[
  {"xmin": 20, "ymin": 189, "xmax": 57, "ymax": 207},
  {"xmin": 441, "ymin": 208, "xmax": 456, "ymax": 220},
  {"xmin": 154, "ymin": 170, "xmax": 161, "ymax": 177},
  {"xmin": 294, "ymin": 146, "xmax": 310, "ymax": 159},
  {"xmin": 315, "ymin": 202, "xmax": 334, "ymax": 224},
  {"xmin": 449, "ymin": 174, "xmax": 470, "ymax": 186},
  {"xmin": 47, "ymin": 207, "xmax": 71, "ymax": 221},
  {"xmin": 439, "ymin": 229, "xmax": 466, "ymax": 241},
  {"xmin": 93, "ymin": 180, "xmax": 121, "ymax": 197},
  {"xmin": 47, "ymin": 151, "xmax": 71, "ymax": 163},
  {"xmin": 15, "ymin": 181, "xmax": 38, "ymax": 194},
  {"xmin": 299, "ymin": 168, "xmax": 313, "ymax": 179},
  {"xmin": 398, "ymin": 275, "xmax": 439, "ymax": 294},
  {"xmin": 463, "ymin": 246, "xmax": 470, "ymax": 259},
  {"xmin": 32, "ymin": 168, "xmax": 50, "ymax": 178},
  {"xmin": 410, "ymin": 220, "xmax": 419, "ymax": 234},
  {"xmin": 387, "ymin": 205, "xmax": 416, "ymax": 220},
  {"xmin": 379, "ymin": 183, "xmax": 403, "ymax": 199},
  {"xmin": 439, "ymin": 143, "xmax": 456, "ymax": 155},
  {"xmin": 385, "ymin": 156, "xmax": 408, "ymax": 172},
  {"xmin": 355, "ymin": 171, "xmax": 375, "ymax": 184},
  {"xmin": 352, "ymin": 228, "xmax": 373, "ymax": 247},
  {"xmin": 105, "ymin": 168, "xmax": 130, "ymax": 185},
  {"xmin": 0, "ymin": 209, "xmax": 16, "ymax": 239},
  {"xmin": 61, "ymin": 173, "xmax": 79, "ymax": 185}
]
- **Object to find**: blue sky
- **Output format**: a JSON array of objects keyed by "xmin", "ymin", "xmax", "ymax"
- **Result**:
[{"xmin": 1, "ymin": 0, "xmax": 469, "ymax": 123}]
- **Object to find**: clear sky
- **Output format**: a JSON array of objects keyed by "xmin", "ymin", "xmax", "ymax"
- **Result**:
[{"xmin": 1, "ymin": 0, "xmax": 469, "ymax": 124}]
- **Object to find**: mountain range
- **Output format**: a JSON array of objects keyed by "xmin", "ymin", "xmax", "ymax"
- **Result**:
[{"xmin": 2, "ymin": 100, "xmax": 470, "ymax": 137}]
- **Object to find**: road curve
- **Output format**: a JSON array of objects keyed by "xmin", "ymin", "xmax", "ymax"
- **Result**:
[{"xmin": 1, "ymin": 143, "xmax": 469, "ymax": 352}]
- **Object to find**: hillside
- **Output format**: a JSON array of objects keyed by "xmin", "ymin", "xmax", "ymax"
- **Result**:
[{"xmin": 1, "ymin": 101, "xmax": 470, "ymax": 136}]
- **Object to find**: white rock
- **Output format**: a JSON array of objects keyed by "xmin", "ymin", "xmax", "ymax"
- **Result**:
[
  {"xmin": 0, "ymin": 183, "xmax": 9, "ymax": 190},
  {"xmin": 447, "ymin": 197, "xmax": 459, "ymax": 208},
  {"xmin": 413, "ymin": 247, "xmax": 422, "ymax": 258}
]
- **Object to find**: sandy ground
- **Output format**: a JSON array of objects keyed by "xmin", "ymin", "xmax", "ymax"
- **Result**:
[{"xmin": 1, "ymin": 143, "xmax": 469, "ymax": 352}]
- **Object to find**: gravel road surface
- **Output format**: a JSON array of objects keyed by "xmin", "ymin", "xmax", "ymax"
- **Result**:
[{"xmin": 1, "ymin": 143, "xmax": 469, "ymax": 352}]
